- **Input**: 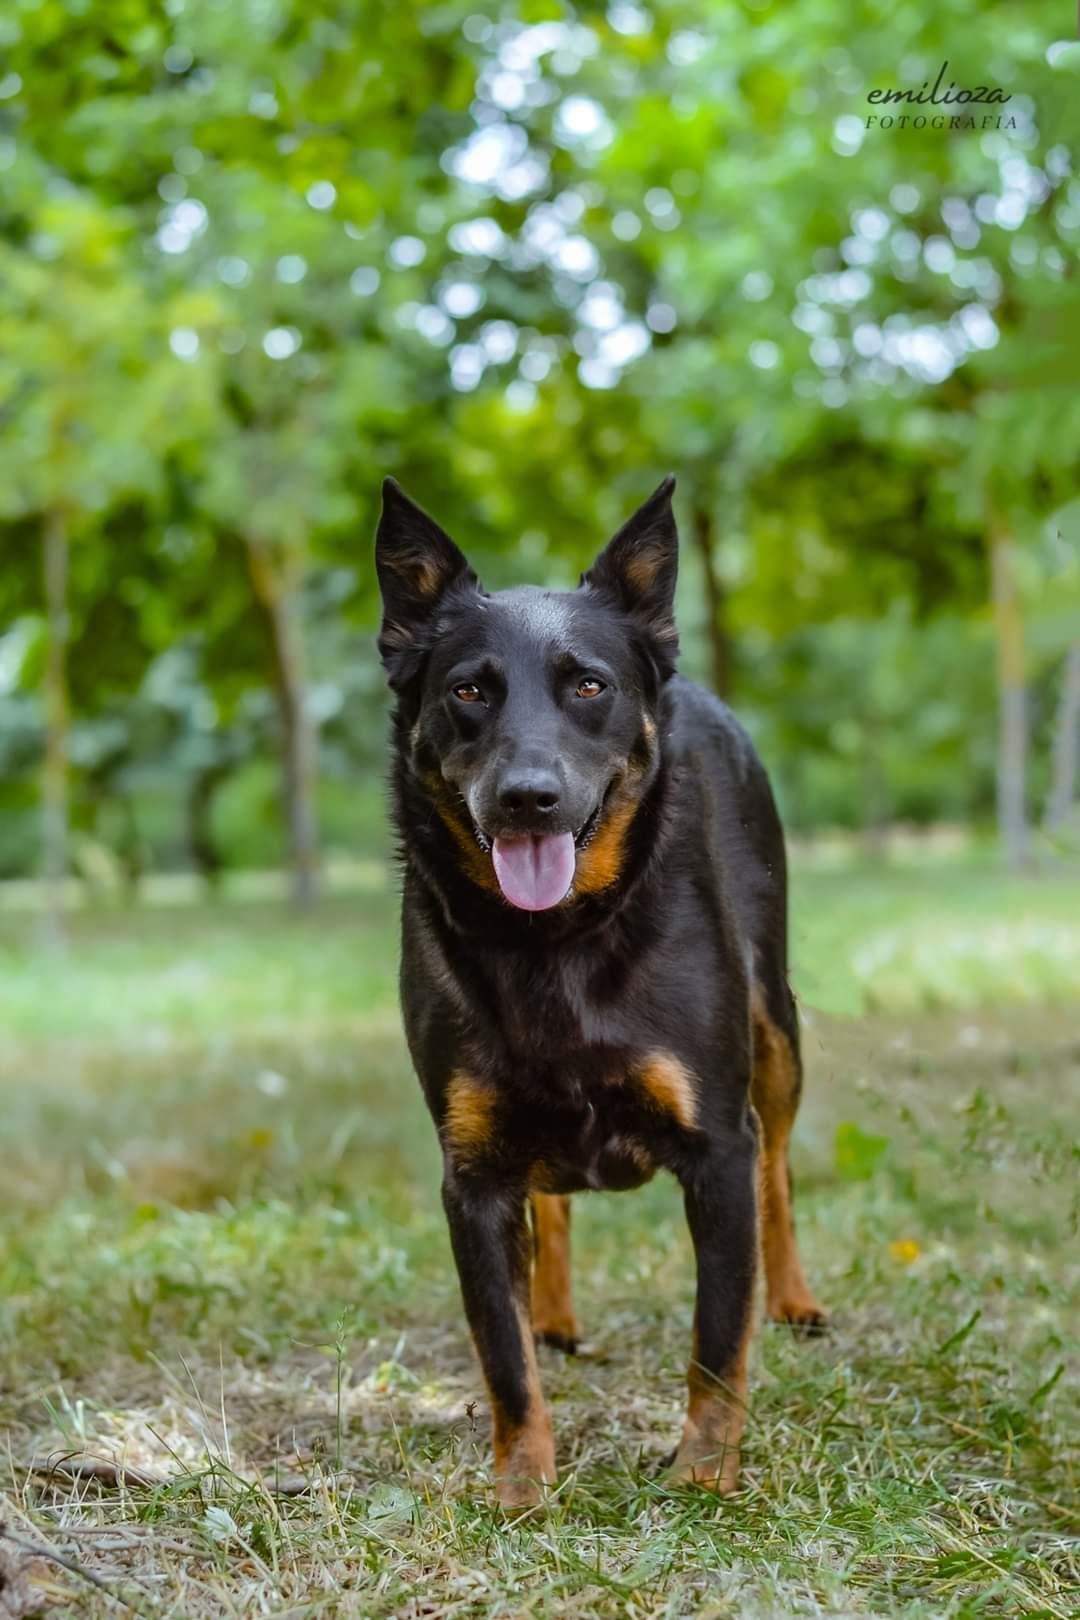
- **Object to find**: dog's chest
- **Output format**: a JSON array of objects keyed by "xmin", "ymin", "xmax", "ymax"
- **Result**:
[
  {"xmin": 496, "ymin": 1045, "xmax": 698, "ymax": 1193},
  {"xmin": 526, "ymin": 1093, "xmax": 659, "ymax": 1193},
  {"xmin": 488, "ymin": 949, "xmax": 672, "ymax": 1078}
]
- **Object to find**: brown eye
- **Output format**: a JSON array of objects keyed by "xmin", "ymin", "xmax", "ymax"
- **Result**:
[
  {"xmin": 453, "ymin": 683, "xmax": 483, "ymax": 703},
  {"xmin": 576, "ymin": 677, "xmax": 606, "ymax": 699}
]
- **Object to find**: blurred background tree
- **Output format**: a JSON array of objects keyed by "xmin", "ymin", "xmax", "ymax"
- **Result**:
[{"xmin": 0, "ymin": 0, "xmax": 1077, "ymax": 919}]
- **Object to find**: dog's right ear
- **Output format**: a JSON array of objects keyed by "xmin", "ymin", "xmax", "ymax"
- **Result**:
[
  {"xmin": 582, "ymin": 475, "xmax": 679, "ymax": 675},
  {"xmin": 375, "ymin": 478, "xmax": 478, "ymax": 677}
]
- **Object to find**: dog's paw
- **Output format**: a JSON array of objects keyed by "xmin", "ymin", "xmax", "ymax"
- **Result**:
[
  {"xmin": 767, "ymin": 1295, "xmax": 828, "ymax": 1336},
  {"xmin": 495, "ymin": 1474, "xmax": 547, "ymax": 1513},
  {"xmin": 667, "ymin": 1413, "xmax": 742, "ymax": 1495},
  {"xmin": 494, "ymin": 1429, "xmax": 556, "ymax": 1513},
  {"xmin": 667, "ymin": 1445, "xmax": 740, "ymax": 1495},
  {"xmin": 532, "ymin": 1307, "xmax": 580, "ymax": 1354},
  {"xmin": 536, "ymin": 1327, "xmax": 578, "ymax": 1355}
]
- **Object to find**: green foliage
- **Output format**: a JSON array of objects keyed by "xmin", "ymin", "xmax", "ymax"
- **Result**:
[
  {"xmin": 1, "ymin": 0, "xmax": 1078, "ymax": 877},
  {"xmin": 833, "ymin": 1120, "xmax": 890, "ymax": 1181}
]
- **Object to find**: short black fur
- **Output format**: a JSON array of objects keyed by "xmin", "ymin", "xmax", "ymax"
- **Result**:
[{"xmin": 375, "ymin": 474, "xmax": 823, "ymax": 1505}]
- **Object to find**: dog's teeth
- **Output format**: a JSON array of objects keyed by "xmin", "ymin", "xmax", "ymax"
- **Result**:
[{"xmin": 575, "ymin": 808, "xmax": 601, "ymax": 852}]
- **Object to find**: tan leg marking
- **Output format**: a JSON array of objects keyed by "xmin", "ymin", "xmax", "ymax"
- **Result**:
[
  {"xmin": 573, "ymin": 796, "xmax": 638, "ymax": 895},
  {"xmin": 750, "ymin": 991, "xmax": 826, "ymax": 1328},
  {"xmin": 491, "ymin": 1298, "xmax": 557, "ymax": 1510},
  {"xmin": 670, "ymin": 1316, "xmax": 753, "ymax": 1493},
  {"xmin": 421, "ymin": 771, "xmax": 502, "ymax": 896},
  {"xmin": 564, "ymin": 721, "xmax": 657, "ymax": 900},
  {"xmin": 530, "ymin": 1194, "xmax": 578, "ymax": 1351}
]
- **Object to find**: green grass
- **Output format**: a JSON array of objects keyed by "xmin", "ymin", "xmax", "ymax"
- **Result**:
[
  {"xmin": 1, "ymin": 856, "xmax": 1078, "ymax": 1617},
  {"xmin": 791, "ymin": 856, "xmax": 1080, "ymax": 1016}
]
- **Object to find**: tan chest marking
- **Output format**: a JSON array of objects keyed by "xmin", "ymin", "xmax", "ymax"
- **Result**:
[
  {"xmin": 443, "ymin": 1072, "xmax": 496, "ymax": 1161},
  {"xmin": 637, "ymin": 1052, "xmax": 698, "ymax": 1131}
]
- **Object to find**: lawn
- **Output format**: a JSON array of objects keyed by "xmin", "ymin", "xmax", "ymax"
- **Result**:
[{"xmin": 0, "ymin": 856, "xmax": 1077, "ymax": 1617}]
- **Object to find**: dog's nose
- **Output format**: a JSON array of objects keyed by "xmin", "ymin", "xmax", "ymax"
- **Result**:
[{"xmin": 498, "ymin": 770, "xmax": 561, "ymax": 817}]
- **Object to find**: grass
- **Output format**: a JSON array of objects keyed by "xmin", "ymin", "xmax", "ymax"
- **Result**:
[{"xmin": 0, "ymin": 854, "xmax": 1077, "ymax": 1617}]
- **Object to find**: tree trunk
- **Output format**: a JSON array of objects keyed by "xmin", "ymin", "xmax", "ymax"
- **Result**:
[
  {"xmin": 1044, "ymin": 641, "xmax": 1080, "ymax": 836},
  {"xmin": 988, "ymin": 520, "xmax": 1030, "ymax": 869},
  {"xmin": 117, "ymin": 792, "xmax": 144, "ymax": 900},
  {"xmin": 246, "ymin": 539, "xmax": 319, "ymax": 906},
  {"xmin": 691, "ymin": 504, "xmax": 732, "ymax": 699},
  {"xmin": 186, "ymin": 761, "xmax": 231, "ymax": 887},
  {"xmin": 41, "ymin": 507, "xmax": 69, "ymax": 944}
]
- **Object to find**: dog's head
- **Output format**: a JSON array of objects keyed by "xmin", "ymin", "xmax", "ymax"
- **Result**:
[{"xmin": 375, "ymin": 476, "xmax": 678, "ymax": 912}]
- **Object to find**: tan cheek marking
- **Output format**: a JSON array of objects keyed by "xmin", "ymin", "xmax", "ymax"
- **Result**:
[
  {"xmin": 637, "ymin": 1053, "xmax": 698, "ymax": 1131},
  {"xmin": 421, "ymin": 772, "xmax": 502, "ymax": 897},
  {"xmin": 443, "ymin": 1072, "xmax": 496, "ymax": 1163},
  {"xmin": 573, "ymin": 796, "xmax": 637, "ymax": 895},
  {"xmin": 573, "ymin": 735, "xmax": 656, "ymax": 899}
]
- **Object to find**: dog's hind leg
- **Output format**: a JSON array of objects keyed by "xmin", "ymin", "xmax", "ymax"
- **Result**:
[
  {"xmin": 750, "ymin": 985, "xmax": 826, "ymax": 1331},
  {"xmin": 530, "ymin": 1194, "xmax": 579, "ymax": 1353}
]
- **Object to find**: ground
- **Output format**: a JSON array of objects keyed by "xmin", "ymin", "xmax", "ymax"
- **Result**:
[{"xmin": 0, "ymin": 856, "xmax": 1077, "ymax": 1618}]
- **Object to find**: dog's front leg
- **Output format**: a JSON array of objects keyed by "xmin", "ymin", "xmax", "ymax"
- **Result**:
[
  {"xmin": 671, "ymin": 1115, "xmax": 759, "ymax": 1493},
  {"xmin": 442, "ymin": 1170, "xmax": 556, "ymax": 1509}
]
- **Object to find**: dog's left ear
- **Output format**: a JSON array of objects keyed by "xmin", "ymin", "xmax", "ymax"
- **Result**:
[
  {"xmin": 582, "ymin": 476, "xmax": 679, "ymax": 671},
  {"xmin": 375, "ymin": 478, "xmax": 479, "ymax": 674}
]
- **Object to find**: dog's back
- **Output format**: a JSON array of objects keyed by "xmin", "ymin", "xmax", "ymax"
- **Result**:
[{"xmin": 665, "ymin": 674, "xmax": 794, "ymax": 1027}]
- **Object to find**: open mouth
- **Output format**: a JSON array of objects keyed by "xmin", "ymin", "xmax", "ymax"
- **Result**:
[
  {"xmin": 470, "ymin": 796, "xmax": 607, "ymax": 912},
  {"xmin": 574, "ymin": 801, "xmax": 603, "ymax": 852},
  {"xmin": 471, "ymin": 801, "xmax": 602, "ymax": 858}
]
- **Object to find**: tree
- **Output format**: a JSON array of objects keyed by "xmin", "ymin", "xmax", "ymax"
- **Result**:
[
  {"xmin": 1045, "ymin": 643, "xmax": 1080, "ymax": 836},
  {"xmin": 0, "ymin": 177, "xmax": 198, "ymax": 930},
  {"xmin": 2, "ymin": 0, "xmax": 1078, "ymax": 889}
]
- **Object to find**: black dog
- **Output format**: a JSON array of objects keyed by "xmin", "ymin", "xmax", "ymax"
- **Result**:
[{"xmin": 375, "ymin": 475, "xmax": 824, "ymax": 1508}]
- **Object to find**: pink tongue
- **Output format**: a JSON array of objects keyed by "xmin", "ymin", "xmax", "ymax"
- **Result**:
[{"xmin": 492, "ymin": 832, "xmax": 575, "ymax": 911}]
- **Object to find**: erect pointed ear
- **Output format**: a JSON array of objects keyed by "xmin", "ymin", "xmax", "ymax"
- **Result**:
[
  {"xmin": 581, "ymin": 476, "xmax": 679, "ymax": 671},
  {"xmin": 375, "ymin": 478, "xmax": 479, "ymax": 673}
]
